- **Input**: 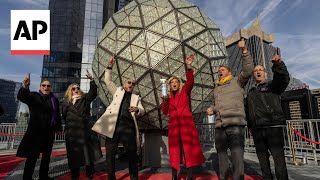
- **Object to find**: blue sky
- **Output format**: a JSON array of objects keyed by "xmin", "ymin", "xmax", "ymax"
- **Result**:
[{"xmin": 0, "ymin": 0, "xmax": 319, "ymax": 90}]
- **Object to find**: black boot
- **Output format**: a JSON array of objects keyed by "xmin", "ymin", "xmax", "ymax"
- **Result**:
[
  {"xmin": 86, "ymin": 165, "xmax": 95, "ymax": 180},
  {"xmin": 172, "ymin": 175, "xmax": 178, "ymax": 180},
  {"xmin": 186, "ymin": 167, "xmax": 193, "ymax": 180},
  {"xmin": 130, "ymin": 173, "xmax": 138, "ymax": 180},
  {"xmin": 107, "ymin": 174, "xmax": 116, "ymax": 180},
  {"xmin": 70, "ymin": 167, "xmax": 80, "ymax": 180},
  {"xmin": 172, "ymin": 168, "xmax": 178, "ymax": 180}
]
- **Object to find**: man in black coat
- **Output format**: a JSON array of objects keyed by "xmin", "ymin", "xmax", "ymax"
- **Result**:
[
  {"xmin": 246, "ymin": 49, "xmax": 290, "ymax": 180},
  {"xmin": 17, "ymin": 73, "xmax": 62, "ymax": 180}
]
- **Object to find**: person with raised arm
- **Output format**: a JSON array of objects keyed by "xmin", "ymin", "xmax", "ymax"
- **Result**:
[
  {"xmin": 17, "ymin": 73, "xmax": 62, "ymax": 180},
  {"xmin": 92, "ymin": 55, "xmax": 145, "ymax": 180},
  {"xmin": 247, "ymin": 48, "xmax": 290, "ymax": 180},
  {"xmin": 161, "ymin": 54, "xmax": 204, "ymax": 180},
  {"xmin": 62, "ymin": 70, "xmax": 102, "ymax": 180},
  {"xmin": 207, "ymin": 38, "xmax": 254, "ymax": 180}
]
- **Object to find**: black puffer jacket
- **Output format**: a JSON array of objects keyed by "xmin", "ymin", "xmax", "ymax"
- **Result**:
[
  {"xmin": 247, "ymin": 61, "xmax": 290, "ymax": 128},
  {"xmin": 62, "ymin": 81, "xmax": 102, "ymax": 169}
]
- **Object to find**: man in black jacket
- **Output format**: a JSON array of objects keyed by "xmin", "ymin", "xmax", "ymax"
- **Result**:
[
  {"xmin": 247, "ymin": 49, "xmax": 290, "ymax": 180},
  {"xmin": 17, "ymin": 73, "xmax": 62, "ymax": 180}
]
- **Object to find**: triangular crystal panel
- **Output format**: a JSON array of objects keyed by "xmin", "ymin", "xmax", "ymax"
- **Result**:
[{"xmin": 149, "ymin": 50, "xmax": 165, "ymax": 68}]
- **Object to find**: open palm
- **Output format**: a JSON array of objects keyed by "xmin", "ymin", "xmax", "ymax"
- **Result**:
[{"xmin": 186, "ymin": 54, "xmax": 195, "ymax": 65}]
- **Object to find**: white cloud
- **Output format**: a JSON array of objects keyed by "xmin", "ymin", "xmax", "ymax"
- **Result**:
[
  {"xmin": 277, "ymin": 0, "xmax": 303, "ymax": 19},
  {"xmin": 244, "ymin": 0, "xmax": 282, "ymax": 28},
  {"xmin": 273, "ymin": 33, "xmax": 320, "ymax": 89},
  {"xmin": 199, "ymin": 0, "xmax": 261, "ymax": 36}
]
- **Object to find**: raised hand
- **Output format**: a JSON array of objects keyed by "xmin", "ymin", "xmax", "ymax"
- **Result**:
[
  {"xmin": 86, "ymin": 69, "xmax": 93, "ymax": 80},
  {"xmin": 238, "ymin": 38, "xmax": 248, "ymax": 53},
  {"xmin": 271, "ymin": 48, "xmax": 281, "ymax": 64},
  {"xmin": 22, "ymin": 73, "xmax": 30, "ymax": 88},
  {"xmin": 108, "ymin": 54, "xmax": 116, "ymax": 67},
  {"xmin": 186, "ymin": 53, "xmax": 195, "ymax": 68},
  {"xmin": 160, "ymin": 92, "xmax": 169, "ymax": 100}
]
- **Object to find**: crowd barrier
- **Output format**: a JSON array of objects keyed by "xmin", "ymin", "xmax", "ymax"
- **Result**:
[
  {"xmin": 0, "ymin": 123, "xmax": 65, "ymax": 149},
  {"xmin": 285, "ymin": 120, "xmax": 320, "ymax": 165},
  {"xmin": 1, "ymin": 120, "xmax": 320, "ymax": 165},
  {"xmin": 196, "ymin": 119, "xmax": 320, "ymax": 165},
  {"xmin": 0, "ymin": 123, "xmax": 16, "ymax": 149}
]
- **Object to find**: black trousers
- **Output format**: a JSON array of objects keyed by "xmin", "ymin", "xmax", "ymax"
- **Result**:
[
  {"xmin": 215, "ymin": 126, "xmax": 245, "ymax": 180},
  {"xmin": 70, "ymin": 164, "xmax": 95, "ymax": 180},
  {"xmin": 252, "ymin": 127, "xmax": 288, "ymax": 180},
  {"xmin": 105, "ymin": 127, "xmax": 138, "ymax": 180},
  {"xmin": 23, "ymin": 146, "xmax": 52, "ymax": 180}
]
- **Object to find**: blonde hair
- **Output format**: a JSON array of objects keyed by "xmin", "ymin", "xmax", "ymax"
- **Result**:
[
  {"xmin": 167, "ymin": 76, "xmax": 183, "ymax": 92},
  {"xmin": 64, "ymin": 83, "xmax": 84, "ymax": 103}
]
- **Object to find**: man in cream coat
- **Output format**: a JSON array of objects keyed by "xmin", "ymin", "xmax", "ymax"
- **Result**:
[{"xmin": 92, "ymin": 55, "xmax": 145, "ymax": 180}]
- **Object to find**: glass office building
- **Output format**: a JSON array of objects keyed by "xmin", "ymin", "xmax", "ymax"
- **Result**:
[
  {"xmin": 42, "ymin": 0, "xmax": 86, "ymax": 100},
  {"xmin": 0, "ymin": 79, "xmax": 21, "ymax": 123},
  {"xmin": 80, "ymin": 0, "xmax": 104, "ymax": 93}
]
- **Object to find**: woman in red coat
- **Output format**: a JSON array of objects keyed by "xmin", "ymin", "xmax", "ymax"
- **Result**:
[{"xmin": 161, "ymin": 54, "xmax": 204, "ymax": 180}]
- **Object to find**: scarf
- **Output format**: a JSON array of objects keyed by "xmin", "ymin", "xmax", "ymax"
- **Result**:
[
  {"xmin": 217, "ymin": 74, "xmax": 232, "ymax": 86},
  {"xmin": 72, "ymin": 94, "xmax": 82, "ymax": 105},
  {"xmin": 38, "ymin": 90, "xmax": 58, "ymax": 127}
]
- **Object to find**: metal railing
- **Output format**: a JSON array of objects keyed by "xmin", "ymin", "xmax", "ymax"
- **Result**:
[
  {"xmin": 0, "ymin": 123, "xmax": 65, "ymax": 150},
  {"xmin": 1, "ymin": 119, "xmax": 320, "ymax": 165},
  {"xmin": 0, "ymin": 123, "xmax": 16, "ymax": 149},
  {"xmin": 285, "ymin": 120, "xmax": 320, "ymax": 165},
  {"xmin": 196, "ymin": 119, "xmax": 320, "ymax": 165},
  {"xmin": 196, "ymin": 123, "xmax": 215, "ymax": 148}
]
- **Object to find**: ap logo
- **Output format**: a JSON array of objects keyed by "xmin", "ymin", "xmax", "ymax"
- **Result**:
[{"xmin": 11, "ymin": 10, "xmax": 50, "ymax": 55}]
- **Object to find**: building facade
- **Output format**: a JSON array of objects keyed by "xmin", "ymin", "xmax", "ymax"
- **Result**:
[
  {"xmin": 281, "ymin": 88, "xmax": 319, "ymax": 120},
  {"xmin": 311, "ymin": 88, "xmax": 320, "ymax": 117},
  {"xmin": 41, "ymin": 0, "xmax": 86, "ymax": 100},
  {"xmin": 0, "ymin": 79, "xmax": 21, "ymax": 123},
  {"xmin": 288, "ymin": 101, "xmax": 302, "ymax": 120}
]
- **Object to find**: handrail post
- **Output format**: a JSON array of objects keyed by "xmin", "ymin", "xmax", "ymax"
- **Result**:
[
  {"xmin": 308, "ymin": 121, "xmax": 318, "ymax": 164},
  {"xmin": 11, "ymin": 123, "xmax": 16, "ymax": 149},
  {"xmin": 288, "ymin": 122, "xmax": 298, "ymax": 165}
]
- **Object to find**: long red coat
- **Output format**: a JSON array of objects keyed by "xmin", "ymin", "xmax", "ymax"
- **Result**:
[{"xmin": 161, "ymin": 69, "xmax": 204, "ymax": 170}]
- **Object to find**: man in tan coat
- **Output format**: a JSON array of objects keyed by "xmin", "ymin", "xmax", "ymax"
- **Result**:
[
  {"xmin": 207, "ymin": 38, "xmax": 254, "ymax": 180},
  {"xmin": 92, "ymin": 55, "xmax": 145, "ymax": 180}
]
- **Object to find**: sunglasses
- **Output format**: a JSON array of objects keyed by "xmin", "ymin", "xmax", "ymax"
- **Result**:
[
  {"xmin": 72, "ymin": 87, "xmax": 80, "ymax": 91},
  {"xmin": 127, "ymin": 81, "xmax": 135, "ymax": 86},
  {"xmin": 41, "ymin": 84, "xmax": 51, "ymax": 88}
]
